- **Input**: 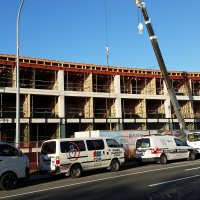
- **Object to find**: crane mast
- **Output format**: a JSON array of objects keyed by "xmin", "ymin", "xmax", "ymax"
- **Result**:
[{"xmin": 134, "ymin": 0, "xmax": 187, "ymax": 130}]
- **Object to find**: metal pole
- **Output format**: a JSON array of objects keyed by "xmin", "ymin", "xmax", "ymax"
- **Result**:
[
  {"xmin": 36, "ymin": 123, "xmax": 39, "ymax": 170},
  {"xmin": 16, "ymin": 0, "xmax": 25, "ymax": 147}
]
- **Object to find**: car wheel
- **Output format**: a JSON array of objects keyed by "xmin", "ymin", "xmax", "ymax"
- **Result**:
[
  {"xmin": 188, "ymin": 151, "xmax": 196, "ymax": 161},
  {"xmin": 110, "ymin": 159, "xmax": 120, "ymax": 172},
  {"xmin": 0, "ymin": 172, "xmax": 18, "ymax": 190},
  {"xmin": 160, "ymin": 154, "xmax": 167, "ymax": 165},
  {"xmin": 70, "ymin": 164, "xmax": 82, "ymax": 178}
]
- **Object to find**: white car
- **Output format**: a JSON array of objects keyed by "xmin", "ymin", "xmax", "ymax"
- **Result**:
[
  {"xmin": 0, "ymin": 142, "xmax": 29, "ymax": 190},
  {"xmin": 135, "ymin": 135, "xmax": 196, "ymax": 164}
]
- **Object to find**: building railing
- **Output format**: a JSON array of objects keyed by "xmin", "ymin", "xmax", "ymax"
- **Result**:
[
  {"xmin": 66, "ymin": 108, "xmax": 84, "ymax": 118},
  {"xmin": 31, "ymin": 108, "xmax": 58, "ymax": 118},
  {"xmin": 92, "ymin": 84, "xmax": 112, "ymax": 93},
  {"xmin": 122, "ymin": 109, "xmax": 141, "ymax": 118},
  {"xmin": 65, "ymin": 82, "xmax": 84, "ymax": 91}
]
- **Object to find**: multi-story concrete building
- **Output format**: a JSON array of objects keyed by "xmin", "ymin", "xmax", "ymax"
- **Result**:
[{"xmin": 0, "ymin": 54, "xmax": 200, "ymax": 143}]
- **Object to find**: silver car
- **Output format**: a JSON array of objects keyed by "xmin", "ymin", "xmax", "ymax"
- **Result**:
[{"xmin": 0, "ymin": 142, "xmax": 29, "ymax": 190}]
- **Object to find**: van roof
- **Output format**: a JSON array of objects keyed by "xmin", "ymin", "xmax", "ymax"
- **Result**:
[
  {"xmin": 42, "ymin": 137, "xmax": 114, "ymax": 143},
  {"xmin": 190, "ymin": 132, "xmax": 200, "ymax": 135},
  {"xmin": 137, "ymin": 135, "xmax": 177, "ymax": 139}
]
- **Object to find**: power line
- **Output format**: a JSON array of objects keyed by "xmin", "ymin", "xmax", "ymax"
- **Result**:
[{"xmin": 104, "ymin": 0, "xmax": 109, "ymax": 66}]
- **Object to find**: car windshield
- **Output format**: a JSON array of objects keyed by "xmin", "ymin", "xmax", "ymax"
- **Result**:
[{"xmin": 188, "ymin": 134, "xmax": 200, "ymax": 142}]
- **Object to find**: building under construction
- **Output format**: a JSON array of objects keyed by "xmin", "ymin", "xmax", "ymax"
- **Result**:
[{"xmin": 0, "ymin": 53, "xmax": 200, "ymax": 143}]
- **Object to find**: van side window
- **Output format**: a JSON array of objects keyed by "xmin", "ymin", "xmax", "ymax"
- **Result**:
[
  {"xmin": 41, "ymin": 142, "xmax": 56, "ymax": 154},
  {"xmin": 60, "ymin": 141, "xmax": 86, "ymax": 153},
  {"xmin": 174, "ymin": 138, "xmax": 186, "ymax": 146},
  {"xmin": 86, "ymin": 140, "xmax": 104, "ymax": 150},
  {"xmin": 106, "ymin": 139, "xmax": 121, "ymax": 148},
  {"xmin": 0, "ymin": 144, "xmax": 19, "ymax": 157}
]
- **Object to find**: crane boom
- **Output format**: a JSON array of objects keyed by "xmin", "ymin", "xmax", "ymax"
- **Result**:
[{"xmin": 134, "ymin": 0, "xmax": 187, "ymax": 130}]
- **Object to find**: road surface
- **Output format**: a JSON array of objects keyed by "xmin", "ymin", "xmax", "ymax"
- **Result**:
[{"xmin": 1, "ymin": 160, "xmax": 200, "ymax": 200}]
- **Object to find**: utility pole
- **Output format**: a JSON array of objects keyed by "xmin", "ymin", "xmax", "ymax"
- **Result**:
[
  {"xmin": 16, "ymin": 0, "xmax": 25, "ymax": 147},
  {"xmin": 134, "ymin": 0, "xmax": 187, "ymax": 130}
]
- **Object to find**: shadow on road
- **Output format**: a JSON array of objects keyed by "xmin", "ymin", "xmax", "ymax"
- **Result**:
[{"xmin": 17, "ymin": 159, "xmax": 141, "ymax": 189}]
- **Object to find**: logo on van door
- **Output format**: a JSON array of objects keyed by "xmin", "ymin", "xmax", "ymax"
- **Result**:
[
  {"xmin": 93, "ymin": 151, "xmax": 102, "ymax": 162},
  {"xmin": 67, "ymin": 142, "xmax": 80, "ymax": 161}
]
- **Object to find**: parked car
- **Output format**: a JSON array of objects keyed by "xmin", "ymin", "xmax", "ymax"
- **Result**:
[
  {"xmin": 0, "ymin": 142, "xmax": 29, "ymax": 190},
  {"xmin": 39, "ymin": 137, "xmax": 125, "ymax": 178},
  {"xmin": 135, "ymin": 135, "xmax": 196, "ymax": 164},
  {"xmin": 186, "ymin": 132, "xmax": 200, "ymax": 154}
]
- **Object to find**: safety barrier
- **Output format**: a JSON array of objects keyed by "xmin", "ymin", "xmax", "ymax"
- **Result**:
[{"xmin": 14, "ymin": 141, "xmax": 44, "ymax": 172}]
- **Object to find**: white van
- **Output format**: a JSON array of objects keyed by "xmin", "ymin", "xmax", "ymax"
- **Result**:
[
  {"xmin": 39, "ymin": 137, "xmax": 125, "ymax": 178},
  {"xmin": 0, "ymin": 142, "xmax": 29, "ymax": 190},
  {"xmin": 135, "ymin": 135, "xmax": 196, "ymax": 164}
]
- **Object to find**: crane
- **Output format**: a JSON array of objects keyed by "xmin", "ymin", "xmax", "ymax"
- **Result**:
[{"xmin": 134, "ymin": 0, "xmax": 187, "ymax": 131}]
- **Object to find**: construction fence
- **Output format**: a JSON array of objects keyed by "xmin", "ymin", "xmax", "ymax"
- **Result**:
[{"xmin": 14, "ymin": 141, "xmax": 44, "ymax": 172}]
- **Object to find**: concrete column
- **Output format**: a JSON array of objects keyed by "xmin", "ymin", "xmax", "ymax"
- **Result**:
[
  {"xmin": 57, "ymin": 70, "xmax": 65, "ymax": 138},
  {"xmin": 85, "ymin": 97, "xmax": 93, "ymax": 118},
  {"xmin": 115, "ymin": 98, "xmax": 122, "ymax": 118},
  {"xmin": 114, "ymin": 75, "xmax": 122, "ymax": 130},
  {"xmin": 114, "ymin": 75, "xmax": 121, "ymax": 93},
  {"xmin": 23, "ymin": 94, "xmax": 30, "ymax": 117},
  {"xmin": 58, "ymin": 70, "xmax": 64, "ymax": 91},
  {"xmin": 57, "ymin": 70, "xmax": 65, "ymax": 118},
  {"xmin": 165, "ymin": 98, "xmax": 173, "ymax": 129},
  {"xmin": 165, "ymin": 98, "xmax": 172, "ymax": 118},
  {"xmin": 163, "ymin": 81, "xmax": 168, "ymax": 95},
  {"xmin": 58, "ymin": 96, "xmax": 65, "ymax": 118}
]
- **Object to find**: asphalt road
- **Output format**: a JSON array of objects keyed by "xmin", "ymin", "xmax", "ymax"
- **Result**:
[{"xmin": 1, "ymin": 160, "xmax": 200, "ymax": 200}]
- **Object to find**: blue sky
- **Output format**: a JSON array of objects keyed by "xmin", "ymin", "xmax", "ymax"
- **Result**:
[{"xmin": 1, "ymin": 0, "xmax": 200, "ymax": 72}]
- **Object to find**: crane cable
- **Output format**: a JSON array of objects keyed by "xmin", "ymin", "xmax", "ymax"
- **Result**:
[
  {"xmin": 137, "ymin": 1, "xmax": 144, "ymax": 34},
  {"xmin": 105, "ymin": 0, "xmax": 112, "ymax": 130},
  {"xmin": 105, "ymin": 0, "xmax": 109, "ymax": 66}
]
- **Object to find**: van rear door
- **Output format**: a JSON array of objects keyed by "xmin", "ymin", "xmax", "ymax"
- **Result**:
[
  {"xmin": 40, "ymin": 141, "xmax": 56, "ymax": 171},
  {"xmin": 135, "ymin": 138, "xmax": 151, "ymax": 158},
  {"xmin": 174, "ymin": 138, "xmax": 189, "ymax": 159}
]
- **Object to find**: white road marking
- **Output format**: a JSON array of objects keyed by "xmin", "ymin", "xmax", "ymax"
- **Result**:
[
  {"xmin": 185, "ymin": 166, "xmax": 200, "ymax": 171},
  {"xmin": 149, "ymin": 174, "xmax": 200, "ymax": 187},
  {"xmin": 1, "ymin": 161, "xmax": 200, "ymax": 199}
]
